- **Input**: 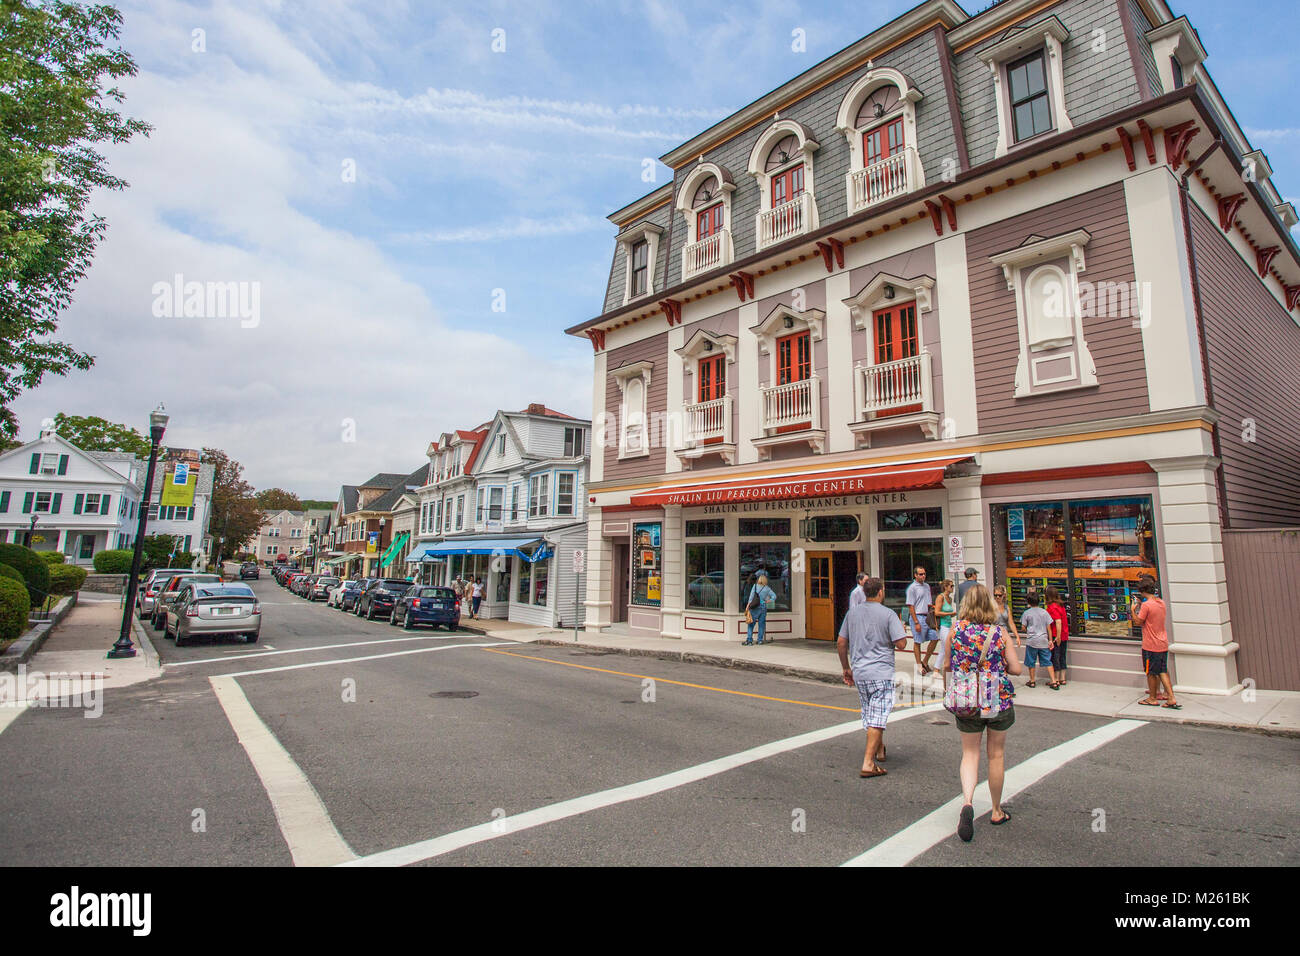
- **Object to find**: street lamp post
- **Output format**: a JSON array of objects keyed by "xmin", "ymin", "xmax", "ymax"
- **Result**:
[{"xmin": 111, "ymin": 406, "xmax": 168, "ymax": 659}]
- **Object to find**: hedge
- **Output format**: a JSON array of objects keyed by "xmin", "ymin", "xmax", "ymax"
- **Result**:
[
  {"xmin": 0, "ymin": 577, "xmax": 30, "ymax": 642},
  {"xmin": 48, "ymin": 564, "xmax": 89, "ymax": 595},
  {"xmin": 92, "ymin": 549, "xmax": 135, "ymax": 574},
  {"xmin": 0, "ymin": 563, "xmax": 22, "ymax": 585},
  {"xmin": 40, "ymin": 551, "xmax": 67, "ymax": 564},
  {"xmin": 0, "ymin": 544, "xmax": 51, "ymax": 608}
]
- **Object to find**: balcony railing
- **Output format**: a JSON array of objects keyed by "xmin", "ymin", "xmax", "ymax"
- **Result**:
[
  {"xmin": 681, "ymin": 229, "xmax": 733, "ymax": 282},
  {"xmin": 756, "ymin": 193, "xmax": 814, "ymax": 251},
  {"xmin": 856, "ymin": 352, "xmax": 933, "ymax": 417},
  {"xmin": 684, "ymin": 395, "xmax": 732, "ymax": 446},
  {"xmin": 846, "ymin": 147, "xmax": 916, "ymax": 214},
  {"xmin": 759, "ymin": 376, "xmax": 820, "ymax": 433}
]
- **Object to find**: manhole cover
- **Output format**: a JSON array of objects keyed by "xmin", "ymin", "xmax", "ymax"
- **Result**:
[{"xmin": 430, "ymin": 691, "xmax": 479, "ymax": 699}]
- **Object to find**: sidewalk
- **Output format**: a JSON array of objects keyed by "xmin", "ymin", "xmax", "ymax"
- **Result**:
[
  {"xmin": 0, "ymin": 593, "xmax": 161, "ymax": 707},
  {"xmin": 460, "ymin": 625, "xmax": 1300, "ymax": 737}
]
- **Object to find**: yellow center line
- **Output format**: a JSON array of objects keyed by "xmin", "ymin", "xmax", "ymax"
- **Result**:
[{"xmin": 482, "ymin": 647, "xmax": 928, "ymax": 714}]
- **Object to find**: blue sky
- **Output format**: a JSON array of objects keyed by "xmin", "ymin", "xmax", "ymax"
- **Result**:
[{"xmin": 11, "ymin": 0, "xmax": 1298, "ymax": 497}]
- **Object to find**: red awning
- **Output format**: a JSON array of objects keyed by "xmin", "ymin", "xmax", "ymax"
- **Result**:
[{"xmin": 628, "ymin": 456, "xmax": 971, "ymax": 507}]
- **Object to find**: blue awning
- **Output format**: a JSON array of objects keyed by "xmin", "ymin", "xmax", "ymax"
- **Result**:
[
  {"xmin": 405, "ymin": 547, "xmax": 447, "ymax": 563},
  {"xmin": 420, "ymin": 536, "xmax": 546, "ymax": 559},
  {"xmin": 522, "ymin": 545, "xmax": 553, "ymax": 563}
]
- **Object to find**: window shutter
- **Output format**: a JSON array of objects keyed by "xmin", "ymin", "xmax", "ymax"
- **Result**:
[
  {"xmin": 23, "ymin": 492, "xmax": 34, "ymax": 513},
  {"xmin": 74, "ymin": 494, "xmax": 84, "ymax": 514},
  {"xmin": 101, "ymin": 495, "xmax": 111, "ymax": 515},
  {"xmin": 0, "ymin": 491, "xmax": 8, "ymax": 513},
  {"xmin": 29, "ymin": 453, "xmax": 39, "ymax": 474},
  {"xmin": 52, "ymin": 493, "xmax": 62, "ymax": 513},
  {"xmin": 57, "ymin": 455, "xmax": 68, "ymax": 475}
]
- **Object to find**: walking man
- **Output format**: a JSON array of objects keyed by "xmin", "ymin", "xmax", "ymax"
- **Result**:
[
  {"xmin": 838, "ymin": 577, "xmax": 909, "ymax": 778},
  {"xmin": 1132, "ymin": 576, "xmax": 1180, "ymax": 709},
  {"xmin": 906, "ymin": 566, "xmax": 939, "ymax": 676},
  {"xmin": 956, "ymin": 567, "xmax": 979, "ymax": 608},
  {"xmin": 849, "ymin": 572, "xmax": 869, "ymax": 609}
]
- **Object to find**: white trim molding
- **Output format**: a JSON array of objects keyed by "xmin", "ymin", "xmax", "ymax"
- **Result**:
[
  {"xmin": 835, "ymin": 65, "xmax": 926, "ymax": 212},
  {"xmin": 981, "ymin": 15, "xmax": 1072, "ymax": 158},
  {"xmin": 747, "ymin": 118, "xmax": 820, "ymax": 248},
  {"xmin": 677, "ymin": 162, "xmax": 737, "ymax": 281},
  {"xmin": 751, "ymin": 302, "xmax": 825, "ymax": 383},
  {"xmin": 844, "ymin": 272, "xmax": 935, "ymax": 329},
  {"xmin": 1145, "ymin": 15, "xmax": 1207, "ymax": 95},
  {"xmin": 618, "ymin": 221, "xmax": 664, "ymax": 306},
  {"xmin": 610, "ymin": 360, "xmax": 654, "ymax": 460}
]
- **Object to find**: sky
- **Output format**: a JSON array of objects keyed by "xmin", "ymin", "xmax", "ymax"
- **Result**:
[{"xmin": 10, "ymin": 0, "xmax": 1299, "ymax": 498}]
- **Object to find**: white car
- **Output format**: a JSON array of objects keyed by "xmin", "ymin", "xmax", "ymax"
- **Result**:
[{"xmin": 327, "ymin": 579, "xmax": 362, "ymax": 608}]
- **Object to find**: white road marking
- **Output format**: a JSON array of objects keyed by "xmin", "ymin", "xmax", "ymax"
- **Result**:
[
  {"xmin": 341, "ymin": 701, "xmax": 945, "ymax": 867},
  {"xmin": 219, "ymin": 641, "xmax": 512, "ymax": 678},
  {"xmin": 169, "ymin": 633, "xmax": 469, "ymax": 667},
  {"xmin": 841, "ymin": 718, "xmax": 1146, "ymax": 867},
  {"xmin": 209, "ymin": 675, "xmax": 357, "ymax": 867},
  {"xmin": 0, "ymin": 702, "xmax": 31, "ymax": 737}
]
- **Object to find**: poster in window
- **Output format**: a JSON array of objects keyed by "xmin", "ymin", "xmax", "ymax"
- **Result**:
[
  {"xmin": 646, "ymin": 574, "xmax": 661, "ymax": 602},
  {"xmin": 640, "ymin": 549, "xmax": 657, "ymax": 569},
  {"xmin": 1007, "ymin": 508, "xmax": 1025, "ymax": 543}
]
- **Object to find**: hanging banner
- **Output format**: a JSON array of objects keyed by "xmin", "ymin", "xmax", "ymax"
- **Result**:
[{"xmin": 160, "ymin": 448, "xmax": 199, "ymax": 507}]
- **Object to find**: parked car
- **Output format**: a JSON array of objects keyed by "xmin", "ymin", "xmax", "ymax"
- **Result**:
[
  {"xmin": 392, "ymin": 585, "xmax": 460, "ymax": 631},
  {"xmin": 293, "ymin": 574, "xmax": 320, "ymax": 597},
  {"xmin": 137, "ymin": 568, "xmax": 196, "ymax": 618},
  {"xmin": 163, "ymin": 581, "xmax": 261, "ymax": 645},
  {"xmin": 338, "ymin": 579, "xmax": 368, "ymax": 611},
  {"xmin": 151, "ymin": 573, "xmax": 222, "ymax": 629},
  {"xmin": 309, "ymin": 576, "xmax": 339, "ymax": 601},
  {"xmin": 240, "ymin": 561, "xmax": 260, "ymax": 580},
  {"xmin": 354, "ymin": 578, "xmax": 413, "ymax": 620},
  {"xmin": 327, "ymin": 579, "xmax": 361, "ymax": 608}
]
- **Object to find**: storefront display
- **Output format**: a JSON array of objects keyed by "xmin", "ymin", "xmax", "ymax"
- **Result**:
[
  {"xmin": 632, "ymin": 521, "xmax": 661, "ymax": 606},
  {"xmin": 738, "ymin": 542, "xmax": 792, "ymax": 611},
  {"xmin": 686, "ymin": 543, "xmax": 725, "ymax": 610}
]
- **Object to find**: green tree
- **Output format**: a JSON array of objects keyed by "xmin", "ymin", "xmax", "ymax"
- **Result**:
[
  {"xmin": 51, "ymin": 412, "xmax": 150, "ymax": 456},
  {"xmin": 202, "ymin": 448, "xmax": 261, "ymax": 564},
  {"xmin": 0, "ymin": 1, "xmax": 151, "ymax": 443},
  {"xmin": 255, "ymin": 487, "xmax": 303, "ymax": 511}
]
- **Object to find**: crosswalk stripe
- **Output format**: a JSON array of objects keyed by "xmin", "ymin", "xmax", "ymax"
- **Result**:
[{"xmin": 841, "ymin": 718, "xmax": 1146, "ymax": 867}]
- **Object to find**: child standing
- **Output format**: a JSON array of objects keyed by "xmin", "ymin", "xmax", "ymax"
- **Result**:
[
  {"xmin": 1019, "ymin": 589, "xmax": 1056, "ymax": 689},
  {"xmin": 1044, "ymin": 585, "xmax": 1069, "ymax": 687}
]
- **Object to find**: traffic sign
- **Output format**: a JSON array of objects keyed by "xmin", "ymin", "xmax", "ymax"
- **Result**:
[
  {"xmin": 947, "ymin": 534, "xmax": 964, "ymax": 573},
  {"xmin": 573, "ymin": 548, "xmax": 585, "ymax": 574}
]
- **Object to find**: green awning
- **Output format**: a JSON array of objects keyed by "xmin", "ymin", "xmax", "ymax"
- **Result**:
[{"xmin": 379, "ymin": 532, "xmax": 410, "ymax": 569}]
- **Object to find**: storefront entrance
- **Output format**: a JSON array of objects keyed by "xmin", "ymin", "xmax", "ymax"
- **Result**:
[{"xmin": 804, "ymin": 550, "xmax": 861, "ymax": 640}]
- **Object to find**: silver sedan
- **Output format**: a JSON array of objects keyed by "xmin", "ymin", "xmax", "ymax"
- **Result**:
[{"xmin": 164, "ymin": 582, "xmax": 262, "ymax": 645}]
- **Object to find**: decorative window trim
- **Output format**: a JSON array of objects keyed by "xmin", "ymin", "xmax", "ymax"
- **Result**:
[
  {"xmin": 843, "ymin": 272, "xmax": 935, "ymax": 330},
  {"xmin": 751, "ymin": 303, "xmax": 824, "ymax": 384},
  {"xmin": 746, "ymin": 118, "xmax": 820, "ymax": 215},
  {"xmin": 834, "ymin": 65, "xmax": 925, "ymax": 180},
  {"xmin": 676, "ymin": 161, "xmax": 736, "ymax": 245},
  {"xmin": 611, "ymin": 360, "xmax": 654, "ymax": 460},
  {"xmin": 989, "ymin": 229, "xmax": 1097, "ymax": 397},
  {"xmin": 1145, "ymin": 16, "xmax": 1206, "ymax": 94},
  {"xmin": 618, "ymin": 222, "xmax": 664, "ymax": 305},
  {"xmin": 981, "ymin": 16, "xmax": 1071, "ymax": 158}
]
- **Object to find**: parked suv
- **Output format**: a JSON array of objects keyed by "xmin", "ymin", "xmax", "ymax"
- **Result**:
[
  {"xmin": 240, "ymin": 561, "xmax": 260, "ymax": 580},
  {"xmin": 354, "ymin": 578, "xmax": 412, "ymax": 620},
  {"xmin": 393, "ymin": 586, "xmax": 460, "ymax": 631},
  {"xmin": 337, "ymin": 579, "xmax": 367, "ymax": 612},
  {"xmin": 328, "ymin": 579, "xmax": 362, "ymax": 608},
  {"xmin": 309, "ymin": 576, "xmax": 340, "ymax": 601}
]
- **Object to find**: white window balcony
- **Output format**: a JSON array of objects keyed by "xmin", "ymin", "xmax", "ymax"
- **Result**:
[
  {"xmin": 681, "ymin": 229, "xmax": 733, "ymax": 282},
  {"xmin": 759, "ymin": 376, "xmax": 821, "ymax": 432},
  {"xmin": 850, "ymin": 351, "xmax": 942, "ymax": 443},
  {"xmin": 680, "ymin": 395, "xmax": 735, "ymax": 466},
  {"xmin": 846, "ymin": 147, "xmax": 917, "ymax": 214},
  {"xmin": 756, "ymin": 193, "xmax": 815, "ymax": 251}
]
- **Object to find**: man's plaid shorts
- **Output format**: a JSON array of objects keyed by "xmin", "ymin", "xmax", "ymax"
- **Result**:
[{"xmin": 854, "ymin": 678, "xmax": 895, "ymax": 729}]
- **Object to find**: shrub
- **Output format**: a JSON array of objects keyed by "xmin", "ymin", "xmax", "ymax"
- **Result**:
[
  {"xmin": 0, "ymin": 577, "xmax": 30, "ymax": 642},
  {"xmin": 0, "ymin": 563, "xmax": 22, "ymax": 584},
  {"xmin": 48, "ymin": 564, "xmax": 89, "ymax": 595},
  {"xmin": 40, "ymin": 551, "xmax": 67, "ymax": 564},
  {"xmin": 0, "ymin": 544, "xmax": 51, "ymax": 608},
  {"xmin": 92, "ymin": 549, "xmax": 135, "ymax": 574}
]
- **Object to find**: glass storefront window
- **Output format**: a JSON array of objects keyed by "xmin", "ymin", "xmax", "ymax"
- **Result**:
[
  {"xmin": 878, "ymin": 508, "xmax": 943, "ymax": 531},
  {"xmin": 495, "ymin": 570, "xmax": 510, "ymax": 602},
  {"xmin": 738, "ymin": 543, "xmax": 792, "ymax": 612},
  {"xmin": 685, "ymin": 519, "xmax": 724, "ymax": 538},
  {"xmin": 632, "ymin": 521, "xmax": 662, "ymax": 607},
  {"xmin": 799, "ymin": 515, "xmax": 860, "ymax": 542},
  {"xmin": 686, "ymin": 543, "xmax": 725, "ymax": 610},
  {"xmin": 533, "ymin": 559, "xmax": 549, "ymax": 606},
  {"xmin": 739, "ymin": 518, "xmax": 791, "ymax": 537},
  {"xmin": 991, "ymin": 496, "xmax": 1159, "ymax": 640},
  {"xmin": 516, "ymin": 558, "xmax": 532, "ymax": 604},
  {"xmin": 879, "ymin": 539, "xmax": 941, "ymax": 622}
]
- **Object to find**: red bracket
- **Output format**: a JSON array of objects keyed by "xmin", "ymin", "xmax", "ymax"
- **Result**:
[
  {"xmin": 925, "ymin": 197, "xmax": 957, "ymax": 236},
  {"xmin": 1163, "ymin": 121, "xmax": 1199, "ymax": 170},
  {"xmin": 586, "ymin": 328, "xmax": 606, "ymax": 352},
  {"xmin": 924, "ymin": 200, "xmax": 943, "ymax": 236},
  {"xmin": 1256, "ymin": 246, "xmax": 1281, "ymax": 279},
  {"xmin": 1116, "ymin": 127, "xmax": 1136, "ymax": 171},
  {"xmin": 940, "ymin": 194, "xmax": 957, "ymax": 232},
  {"xmin": 1135, "ymin": 119, "xmax": 1157, "ymax": 166},
  {"xmin": 1286, "ymin": 285, "xmax": 1300, "ymax": 312},
  {"xmin": 814, "ymin": 237, "xmax": 845, "ymax": 272},
  {"xmin": 1217, "ymin": 192, "xmax": 1246, "ymax": 232},
  {"xmin": 659, "ymin": 298, "xmax": 683, "ymax": 326},
  {"xmin": 729, "ymin": 271, "xmax": 755, "ymax": 302}
]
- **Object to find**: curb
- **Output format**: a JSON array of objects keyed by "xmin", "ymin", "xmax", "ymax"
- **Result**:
[{"xmin": 0, "ymin": 593, "xmax": 78, "ymax": 674}]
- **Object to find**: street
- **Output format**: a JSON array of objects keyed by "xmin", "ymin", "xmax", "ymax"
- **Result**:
[{"xmin": 0, "ymin": 578, "xmax": 1296, "ymax": 867}]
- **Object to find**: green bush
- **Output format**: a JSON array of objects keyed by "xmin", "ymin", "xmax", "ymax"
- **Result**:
[
  {"xmin": 48, "ymin": 564, "xmax": 89, "ymax": 595},
  {"xmin": 92, "ymin": 549, "xmax": 135, "ymax": 574},
  {"xmin": 0, "ymin": 577, "xmax": 30, "ymax": 642},
  {"xmin": 0, "ymin": 563, "xmax": 22, "ymax": 584},
  {"xmin": 39, "ymin": 551, "xmax": 67, "ymax": 564},
  {"xmin": 0, "ymin": 544, "xmax": 51, "ymax": 607}
]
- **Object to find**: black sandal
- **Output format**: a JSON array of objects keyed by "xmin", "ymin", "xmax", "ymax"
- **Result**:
[
  {"xmin": 958, "ymin": 804, "xmax": 974, "ymax": 842},
  {"xmin": 991, "ymin": 810, "xmax": 1012, "ymax": 826}
]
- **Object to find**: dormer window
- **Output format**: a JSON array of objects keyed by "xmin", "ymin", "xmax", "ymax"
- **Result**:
[
  {"xmin": 630, "ymin": 240, "xmax": 648, "ymax": 297},
  {"xmin": 694, "ymin": 179, "xmax": 723, "ymax": 240},
  {"xmin": 835, "ymin": 67, "xmax": 924, "ymax": 213},
  {"xmin": 767, "ymin": 136, "xmax": 805, "ymax": 208},
  {"xmin": 677, "ymin": 162, "xmax": 737, "ymax": 281},
  {"xmin": 618, "ymin": 221, "xmax": 664, "ymax": 304},
  {"xmin": 747, "ymin": 120, "xmax": 819, "ymax": 251},
  {"xmin": 979, "ymin": 16, "xmax": 1072, "ymax": 158},
  {"xmin": 1007, "ymin": 51, "xmax": 1052, "ymax": 142}
]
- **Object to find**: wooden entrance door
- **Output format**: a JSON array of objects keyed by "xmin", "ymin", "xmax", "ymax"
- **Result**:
[{"xmin": 806, "ymin": 551, "xmax": 834, "ymax": 640}]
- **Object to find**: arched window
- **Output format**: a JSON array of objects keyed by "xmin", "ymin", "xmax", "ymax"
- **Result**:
[
  {"xmin": 835, "ymin": 67, "xmax": 924, "ymax": 211},
  {"xmin": 766, "ymin": 135, "xmax": 805, "ymax": 208},
  {"xmin": 693, "ymin": 176, "xmax": 723, "ymax": 240}
]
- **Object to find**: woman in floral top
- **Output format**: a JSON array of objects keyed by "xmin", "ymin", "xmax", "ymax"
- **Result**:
[{"xmin": 942, "ymin": 583, "xmax": 1022, "ymax": 843}]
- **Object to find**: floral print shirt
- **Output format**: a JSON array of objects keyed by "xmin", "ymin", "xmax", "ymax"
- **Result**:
[{"xmin": 948, "ymin": 621, "xmax": 1015, "ymax": 710}]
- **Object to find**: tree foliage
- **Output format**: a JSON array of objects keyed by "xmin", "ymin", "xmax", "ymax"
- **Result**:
[
  {"xmin": 202, "ymin": 447, "xmax": 261, "ymax": 563},
  {"xmin": 0, "ymin": 1, "xmax": 151, "ymax": 442},
  {"xmin": 255, "ymin": 487, "xmax": 303, "ymax": 511},
  {"xmin": 51, "ymin": 412, "xmax": 151, "ymax": 457}
]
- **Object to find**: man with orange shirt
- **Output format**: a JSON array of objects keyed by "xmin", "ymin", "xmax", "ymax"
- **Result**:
[{"xmin": 1131, "ymin": 576, "xmax": 1180, "ymax": 709}]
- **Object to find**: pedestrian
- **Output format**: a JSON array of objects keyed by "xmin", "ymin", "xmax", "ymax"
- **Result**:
[
  {"xmin": 451, "ymin": 575, "xmax": 465, "ymax": 610},
  {"xmin": 743, "ymin": 573, "xmax": 776, "ymax": 645},
  {"xmin": 837, "ymin": 576, "xmax": 908, "ymax": 777},
  {"xmin": 992, "ymin": 585, "xmax": 1022, "ymax": 651},
  {"xmin": 1132, "ymin": 576, "xmax": 1180, "ymax": 709},
  {"xmin": 906, "ymin": 566, "xmax": 939, "ymax": 676},
  {"xmin": 471, "ymin": 577, "xmax": 484, "ymax": 619},
  {"xmin": 1045, "ymin": 585, "xmax": 1069, "ymax": 686},
  {"xmin": 1019, "ymin": 589, "xmax": 1057, "ymax": 689},
  {"xmin": 941, "ymin": 583, "xmax": 1022, "ymax": 841},
  {"xmin": 956, "ymin": 567, "xmax": 979, "ymax": 606},
  {"xmin": 849, "ymin": 571, "xmax": 869, "ymax": 609}
]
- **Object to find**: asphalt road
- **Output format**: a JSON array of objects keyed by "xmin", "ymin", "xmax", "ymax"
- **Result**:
[{"xmin": 0, "ymin": 577, "xmax": 1295, "ymax": 867}]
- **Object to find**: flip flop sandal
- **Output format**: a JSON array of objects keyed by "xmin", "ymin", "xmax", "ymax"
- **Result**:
[
  {"xmin": 1026, "ymin": 681, "xmax": 1036, "ymax": 688},
  {"xmin": 1138, "ymin": 699, "xmax": 1162, "ymax": 706},
  {"xmin": 1048, "ymin": 682, "xmax": 1061, "ymax": 690},
  {"xmin": 859, "ymin": 767, "xmax": 887, "ymax": 778},
  {"xmin": 1162, "ymin": 702, "xmax": 1182, "ymax": 710},
  {"xmin": 991, "ymin": 811, "xmax": 1012, "ymax": 826},
  {"xmin": 958, "ymin": 804, "xmax": 974, "ymax": 842}
]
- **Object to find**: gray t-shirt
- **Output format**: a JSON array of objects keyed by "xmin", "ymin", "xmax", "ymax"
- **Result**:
[
  {"xmin": 905, "ymin": 580, "xmax": 932, "ymax": 625},
  {"xmin": 1020, "ymin": 606, "xmax": 1052, "ymax": 648},
  {"xmin": 839, "ymin": 602, "xmax": 906, "ymax": 683},
  {"xmin": 957, "ymin": 579, "xmax": 977, "ymax": 607}
]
